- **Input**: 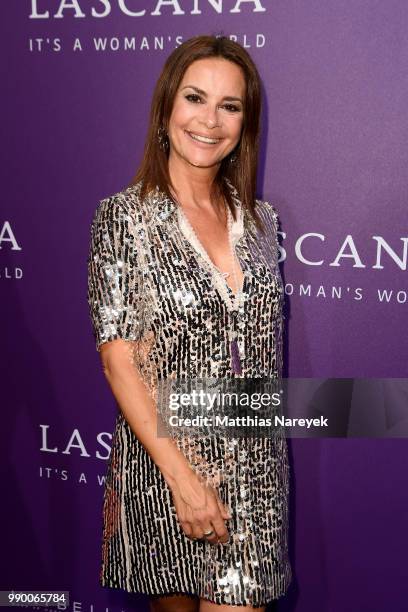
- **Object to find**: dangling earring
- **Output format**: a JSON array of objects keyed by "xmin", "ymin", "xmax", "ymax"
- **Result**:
[
  {"xmin": 229, "ymin": 149, "xmax": 238, "ymax": 164},
  {"xmin": 157, "ymin": 125, "xmax": 169, "ymax": 152}
]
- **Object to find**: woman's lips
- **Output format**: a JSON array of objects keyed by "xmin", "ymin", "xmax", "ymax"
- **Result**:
[{"xmin": 185, "ymin": 130, "xmax": 222, "ymax": 146}]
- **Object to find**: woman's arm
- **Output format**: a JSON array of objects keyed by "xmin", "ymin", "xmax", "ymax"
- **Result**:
[
  {"xmin": 99, "ymin": 338, "xmax": 231, "ymax": 544},
  {"xmin": 87, "ymin": 193, "xmax": 230, "ymax": 543},
  {"xmin": 99, "ymin": 338, "xmax": 196, "ymax": 487}
]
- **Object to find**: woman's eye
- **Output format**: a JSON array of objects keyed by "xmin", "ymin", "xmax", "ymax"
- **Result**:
[
  {"xmin": 184, "ymin": 94, "xmax": 241, "ymax": 113},
  {"xmin": 185, "ymin": 94, "xmax": 202, "ymax": 103},
  {"xmin": 223, "ymin": 104, "xmax": 241, "ymax": 113}
]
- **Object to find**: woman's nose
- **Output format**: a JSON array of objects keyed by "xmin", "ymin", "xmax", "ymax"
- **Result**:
[{"xmin": 201, "ymin": 107, "xmax": 220, "ymax": 128}]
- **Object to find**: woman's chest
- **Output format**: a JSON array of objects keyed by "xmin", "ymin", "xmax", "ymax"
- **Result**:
[{"xmin": 137, "ymin": 219, "xmax": 283, "ymax": 332}]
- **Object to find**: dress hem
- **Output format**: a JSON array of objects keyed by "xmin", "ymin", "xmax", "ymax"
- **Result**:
[{"xmin": 99, "ymin": 572, "xmax": 292, "ymax": 608}]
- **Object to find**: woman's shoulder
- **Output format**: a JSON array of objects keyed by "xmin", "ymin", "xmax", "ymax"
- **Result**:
[
  {"xmin": 98, "ymin": 181, "xmax": 144, "ymax": 212},
  {"xmin": 255, "ymin": 197, "xmax": 279, "ymax": 217},
  {"xmin": 92, "ymin": 181, "xmax": 148, "ymax": 227},
  {"xmin": 254, "ymin": 198, "xmax": 280, "ymax": 232}
]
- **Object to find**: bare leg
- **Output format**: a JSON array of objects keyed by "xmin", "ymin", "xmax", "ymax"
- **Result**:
[
  {"xmin": 199, "ymin": 599, "xmax": 266, "ymax": 612},
  {"xmin": 149, "ymin": 593, "xmax": 200, "ymax": 612}
]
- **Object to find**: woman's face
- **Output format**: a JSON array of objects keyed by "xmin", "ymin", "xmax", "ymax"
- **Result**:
[{"xmin": 167, "ymin": 57, "xmax": 245, "ymax": 170}]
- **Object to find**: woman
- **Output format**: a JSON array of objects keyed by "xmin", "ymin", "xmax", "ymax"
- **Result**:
[{"xmin": 87, "ymin": 35, "xmax": 291, "ymax": 612}]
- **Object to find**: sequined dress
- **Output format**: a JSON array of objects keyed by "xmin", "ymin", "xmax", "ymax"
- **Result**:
[{"xmin": 87, "ymin": 179, "xmax": 292, "ymax": 607}]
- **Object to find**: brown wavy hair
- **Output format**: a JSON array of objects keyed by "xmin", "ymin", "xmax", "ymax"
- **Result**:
[{"xmin": 130, "ymin": 34, "xmax": 264, "ymax": 229}]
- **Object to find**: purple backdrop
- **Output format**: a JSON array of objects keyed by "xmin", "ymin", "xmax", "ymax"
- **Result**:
[{"xmin": 2, "ymin": 2, "xmax": 407, "ymax": 611}]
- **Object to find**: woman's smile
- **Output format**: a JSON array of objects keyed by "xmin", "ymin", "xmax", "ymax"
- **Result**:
[{"xmin": 184, "ymin": 130, "xmax": 223, "ymax": 146}]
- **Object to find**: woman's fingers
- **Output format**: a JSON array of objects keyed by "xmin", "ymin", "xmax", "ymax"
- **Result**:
[
  {"xmin": 201, "ymin": 526, "xmax": 218, "ymax": 544},
  {"xmin": 216, "ymin": 494, "xmax": 232, "ymax": 520},
  {"xmin": 191, "ymin": 523, "xmax": 206, "ymax": 541},
  {"xmin": 191, "ymin": 490, "xmax": 230, "ymax": 544},
  {"xmin": 207, "ymin": 512, "xmax": 229, "ymax": 543},
  {"xmin": 207, "ymin": 486, "xmax": 232, "ymax": 523},
  {"xmin": 171, "ymin": 479, "xmax": 231, "ymax": 544},
  {"xmin": 178, "ymin": 504, "xmax": 206, "ymax": 541}
]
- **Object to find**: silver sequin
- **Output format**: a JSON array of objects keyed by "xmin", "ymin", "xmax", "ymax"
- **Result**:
[{"xmin": 87, "ymin": 178, "xmax": 292, "ymax": 607}]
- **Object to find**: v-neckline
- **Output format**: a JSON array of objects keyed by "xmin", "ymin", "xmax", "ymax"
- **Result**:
[{"xmin": 176, "ymin": 204, "xmax": 247, "ymax": 309}]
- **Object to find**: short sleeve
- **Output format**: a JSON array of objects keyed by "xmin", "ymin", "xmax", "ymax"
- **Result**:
[{"xmin": 87, "ymin": 195, "xmax": 144, "ymax": 352}]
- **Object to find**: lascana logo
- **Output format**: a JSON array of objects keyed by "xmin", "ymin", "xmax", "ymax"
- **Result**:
[
  {"xmin": 29, "ymin": 0, "xmax": 267, "ymax": 19},
  {"xmin": 278, "ymin": 232, "xmax": 408, "ymax": 270}
]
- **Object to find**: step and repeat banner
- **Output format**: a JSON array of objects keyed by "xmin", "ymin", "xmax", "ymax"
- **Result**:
[{"xmin": 2, "ymin": 2, "xmax": 407, "ymax": 612}]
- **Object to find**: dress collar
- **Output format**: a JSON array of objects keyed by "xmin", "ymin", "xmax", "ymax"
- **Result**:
[{"xmin": 149, "ymin": 177, "xmax": 257, "ymax": 235}]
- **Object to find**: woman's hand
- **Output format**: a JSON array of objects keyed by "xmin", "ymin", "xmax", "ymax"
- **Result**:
[{"xmin": 169, "ymin": 469, "xmax": 232, "ymax": 545}]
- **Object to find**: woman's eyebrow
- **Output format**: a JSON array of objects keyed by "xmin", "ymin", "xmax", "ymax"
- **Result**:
[{"xmin": 181, "ymin": 84, "xmax": 243, "ymax": 103}]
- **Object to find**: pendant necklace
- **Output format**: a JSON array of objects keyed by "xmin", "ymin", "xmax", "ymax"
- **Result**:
[
  {"xmin": 172, "ymin": 194, "xmax": 244, "ymax": 375},
  {"xmin": 226, "ymin": 205, "xmax": 243, "ymax": 375}
]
